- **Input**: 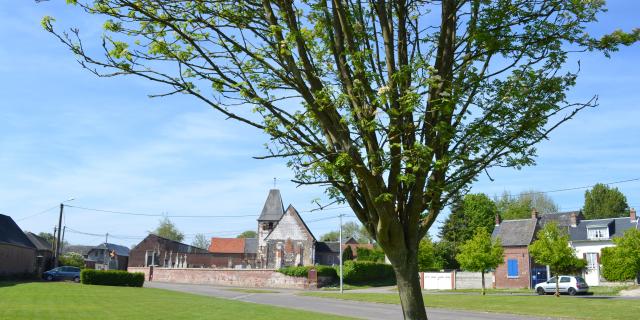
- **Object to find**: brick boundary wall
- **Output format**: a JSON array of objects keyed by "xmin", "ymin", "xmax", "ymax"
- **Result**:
[{"xmin": 128, "ymin": 267, "xmax": 319, "ymax": 289}]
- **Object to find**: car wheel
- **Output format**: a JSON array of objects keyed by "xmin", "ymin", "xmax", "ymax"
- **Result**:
[
  {"xmin": 536, "ymin": 287, "xmax": 546, "ymax": 295},
  {"xmin": 73, "ymin": 277, "xmax": 80, "ymax": 283},
  {"xmin": 568, "ymin": 288, "xmax": 577, "ymax": 296},
  {"xmin": 46, "ymin": 275, "xmax": 54, "ymax": 281}
]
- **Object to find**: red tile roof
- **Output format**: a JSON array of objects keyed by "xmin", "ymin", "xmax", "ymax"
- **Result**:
[{"xmin": 209, "ymin": 238, "xmax": 245, "ymax": 254}]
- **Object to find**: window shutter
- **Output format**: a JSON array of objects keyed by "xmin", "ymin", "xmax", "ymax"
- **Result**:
[
  {"xmin": 583, "ymin": 253, "xmax": 586, "ymax": 260},
  {"xmin": 596, "ymin": 253, "xmax": 600, "ymax": 264}
]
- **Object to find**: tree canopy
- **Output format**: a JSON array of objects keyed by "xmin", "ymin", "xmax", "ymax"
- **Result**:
[
  {"xmin": 583, "ymin": 183, "xmax": 629, "ymax": 219},
  {"xmin": 417, "ymin": 236, "xmax": 442, "ymax": 272},
  {"xmin": 44, "ymin": 1, "xmax": 638, "ymax": 318},
  {"xmin": 495, "ymin": 190, "xmax": 559, "ymax": 220},
  {"xmin": 236, "ymin": 230, "xmax": 258, "ymax": 239},
  {"xmin": 455, "ymin": 227, "xmax": 503, "ymax": 295},
  {"xmin": 152, "ymin": 217, "xmax": 184, "ymax": 242},
  {"xmin": 191, "ymin": 233, "xmax": 211, "ymax": 249}
]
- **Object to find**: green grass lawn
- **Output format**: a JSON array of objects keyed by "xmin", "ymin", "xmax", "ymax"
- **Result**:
[
  {"xmin": 302, "ymin": 292, "xmax": 640, "ymax": 320},
  {"xmin": 426, "ymin": 286, "xmax": 634, "ymax": 296},
  {"xmin": 0, "ymin": 282, "xmax": 353, "ymax": 320}
]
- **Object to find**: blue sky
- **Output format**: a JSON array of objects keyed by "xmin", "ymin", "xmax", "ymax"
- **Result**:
[{"xmin": 1, "ymin": 1, "xmax": 638, "ymax": 247}]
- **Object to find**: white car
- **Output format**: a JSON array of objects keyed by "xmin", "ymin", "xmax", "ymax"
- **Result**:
[{"xmin": 535, "ymin": 275, "xmax": 589, "ymax": 295}]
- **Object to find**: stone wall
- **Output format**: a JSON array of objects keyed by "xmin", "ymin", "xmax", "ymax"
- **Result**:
[
  {"xmin": 128, "ymin": 267, "xmax": 317, "ymax": 289},
  {"xmin": 454, "ymin": 271, "xmax": 495, "ymax": 289}
]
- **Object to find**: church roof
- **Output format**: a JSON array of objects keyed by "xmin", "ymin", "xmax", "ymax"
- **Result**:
[{"xmin": 257, "ymin": 189, "xmax": 285, "ymax": 221}]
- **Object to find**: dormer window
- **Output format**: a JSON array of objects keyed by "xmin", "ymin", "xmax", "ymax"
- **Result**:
[{"xmin": 587, "ymin": 226, "xmax": 609, "ymax": 240}]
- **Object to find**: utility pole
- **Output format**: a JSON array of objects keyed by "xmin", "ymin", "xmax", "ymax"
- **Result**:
[
  {"xmin": 54, "ymin": 203, "xmax": 64, "ymax": 267},
  {"xmin": 60, "ymin": 226, "xmax": 66, "ymax": 253},
  {"xmin": 339, "ymin": 213, "xmax": 344, "ymax": 294},
  {"xmin": 105, "ymin": 233, "xmax": 109, "ymax": 244},
  {"xmin": 52, "ymin": 226, "xmax": 57, "ymax": 252}
]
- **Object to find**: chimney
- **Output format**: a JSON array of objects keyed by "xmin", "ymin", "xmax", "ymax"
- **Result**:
[
  {"xmin": 570, "ymin": 212, "xmax": 578, "ymax": 228},
  {"xmin": 495, "ymin": 213, "xmax": 501, "ymax": 226},
  {"xmin": 531, "ymin": 208, "xmax": 539, "ymax": 220},
  {"xmin": 631, "ymin": 208, "xmax": 637, "ymax": 222}
]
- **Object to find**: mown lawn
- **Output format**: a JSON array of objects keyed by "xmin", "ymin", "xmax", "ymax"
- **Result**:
[
  {"xmin": 302, "ymin": 292, "xmax": 640, "ymax": 320},
  {"xmin": 0, "ymin": 282, "xmax": 353, "ymax": 320},
  {"xmin": 426, "ymin": 285, "xmax": 635, "ymax": 296}
]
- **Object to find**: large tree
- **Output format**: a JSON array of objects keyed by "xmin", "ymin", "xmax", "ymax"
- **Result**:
[
  {"xmin": 583, "ymin": 183, "xmax": 629, "ymax": 219},
  {"xmin": 191, "ymin": 233, "xmax": 211, "ymax": 249},
  {"xmin": 43, "ymin": 1, "xmax": 638, "ymax": 318},
  {"xmin": 455, "ymin": 227, "xmax": 503, "ymax": 295},
  {"xmin": 152, "ymin": 217, "xmax": 184, "ymax": 242},
  {"xmin": 494, "ymin": 190, "xmax": 559, "ymax": 220},
  {"xmin": 529, "ymin": 222, "xmax": 585, "ymax": 297},
  {"xmin": 236, "ymin": 230, "xmax": 258, "ymax": 238}
]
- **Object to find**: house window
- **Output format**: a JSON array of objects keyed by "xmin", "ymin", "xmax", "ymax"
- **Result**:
[
  {"xmin": 507, "ymin": 259, "xmax": 519, "ymax": 278},
  {"xmin": 587, "ymin": 227, "xmax": 609, "ymax": 240}
]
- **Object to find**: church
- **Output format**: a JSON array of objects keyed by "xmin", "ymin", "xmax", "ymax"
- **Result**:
[{"xmin": 208, "ymin": 189, "xmax": 321, "ymax": 269}]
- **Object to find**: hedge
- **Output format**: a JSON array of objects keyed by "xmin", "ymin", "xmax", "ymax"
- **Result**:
[
  {"xmin": 81, "ymin": 269, "xmax": 145, "ymax": 287},
  {"xmin": 341, "ymin": 260, "xmax": 395, "ymax": 284},
  {"xmin": 277, "ymin": 265, "xmax": 338, "ymax": 279},
  {"xmin": 355, "ymin": 247, "xmax": 385, "ymax": 263},
  {"xmin": 601, "ymin": 246, "xmax": 637, "ymax": 281}
]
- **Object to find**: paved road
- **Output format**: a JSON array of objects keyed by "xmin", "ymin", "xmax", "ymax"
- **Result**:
[{"xmin": 146, "ymin": 282, "xmax": 554, "ymax": 320}]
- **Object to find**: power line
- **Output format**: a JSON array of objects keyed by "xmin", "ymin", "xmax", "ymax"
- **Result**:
[
  {"xmin": 506, "ymin": 177, "xmax": 640, "ymax": 198},
  {"xmin": 16, "ymin": 205, "xmax": 59, "ymax": 221}
]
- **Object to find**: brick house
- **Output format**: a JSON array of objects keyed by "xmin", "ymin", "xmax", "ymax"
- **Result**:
[
  {"xmin": 492, "ymin": 214, "xmax": 539, "ymax": 289},
  {"xmin": 128, "ymin": 234, "xmax": 212, "ymax": 268},
  {"xmin": 24, "ymin": 232, "xmax": 53, "ymax": 276}
]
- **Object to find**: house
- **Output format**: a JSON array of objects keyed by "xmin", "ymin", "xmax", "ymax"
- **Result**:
[
  {"xmin": 24, "ymin": 232, "xmax": 54, "ymax": 275},
  {"xmin": 61, "ymin": 245, "xmax": 93, "ymax": 259},
  {"xmin": 493, "ymin": 208, "xmax": 639, "ymax": 288},
  {"xmin": 315, "ymin": 237, "xmax": 375, "ymax": 265},
  {"xmin": 491, "ymin": 211, "xmax": 542, "ymax": 289},
  {"xmin": 0, "ymin": 214, "xmax": 37, "ymax": 277},
  {"xmin": 128, "ymin": 234, "xmax": 211, "ymax": 268},
  {"xmin": 568, "ymin": 208, "xmax": 638, "ymax": 285},
  {"xmin": 86, "ymin": 243, "xmax": 130, "ymax": 270},
  {"xmin": 208, "ymin": 237, "xmax": 257, "ymax": 268}
]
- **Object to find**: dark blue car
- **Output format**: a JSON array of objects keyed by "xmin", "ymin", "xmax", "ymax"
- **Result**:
[{"xmin": 43, "ymin": 266, "xmax": 81, "ymax": 282}]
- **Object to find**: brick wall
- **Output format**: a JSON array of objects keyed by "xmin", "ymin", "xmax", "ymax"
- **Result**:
[
  {"xmin": 495, "ymin": 246, "xmax": 531, "ymax": 288},
  {"xmin": 0, "ymin": 243, "xmax": 36, "ymax": 277},
  {"xmin": 128, "ymin": 267, "xmax": 317, "ymax": 289}
]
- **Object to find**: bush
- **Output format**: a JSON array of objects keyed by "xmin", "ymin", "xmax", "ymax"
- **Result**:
[
  {"xmin": 601, "ymin": 247, "xmax": 637, "ymax": 282},
  {"xmin": 81, "ymin": 269, "xmax": 144, "ymax": 287},
  {"xmin": 356, "ymin": 247, "xmax": 385, "ymax": 263},
  {"xmin": 277, "ymin": 265, "xmax": 338, "ymax": 279},
  {"xmin": 341, "ymin": 260, "xmax": 395, "ymax": 284},
  {"xmin": 58, "ymin": 252, "xmax": 85, "ymax": 268}
]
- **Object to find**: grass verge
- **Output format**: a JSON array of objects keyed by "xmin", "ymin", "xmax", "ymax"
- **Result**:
[
  {"xmin": 301, "ymin": 292, "xmax": 640, "ymax": 320},
  {"xmin": 0, "ymin": 282, "xmax": 353, "ymax": 320}
]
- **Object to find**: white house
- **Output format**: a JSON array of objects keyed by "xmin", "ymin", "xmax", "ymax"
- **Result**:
[{"xmin": 568, "ymin": 208, "xmax": 638, "ymax": 286}]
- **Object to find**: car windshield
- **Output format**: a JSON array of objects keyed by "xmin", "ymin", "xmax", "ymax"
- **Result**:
[
  {"xmin": 547, "ymin": 277, "xmax": 557, "ymax": 283},
  {"xmin": 576, "ymin": 277, "xmax": 587, "ymax": 284}
]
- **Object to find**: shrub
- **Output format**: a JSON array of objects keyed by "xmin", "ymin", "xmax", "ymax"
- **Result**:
[
  {"xmin": 341, "ymin": 260, "xmax": 395, "ymax": 284},
  {"xmin": 342, "ymin": 246, "xmax": 354, "ymax": 261},
  {"xmin": 277, "ymin": 265, "xmax": 338, "ymax": 279},
  {"xmin": 81, "ymin": 269, "xmax": 144, "ymax": 287},
  {"xmin": 601, "ymin": 247, "xmax": 637, "ymax": 282},
  {"xmin": 58, "ymin": 252, "xmax": 85, "ymax": 268},
  {"xmin": 356, "ymin": 247, "xmax": 385, "ymax": 263}
]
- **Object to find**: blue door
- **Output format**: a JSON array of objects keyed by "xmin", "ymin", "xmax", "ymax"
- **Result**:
[{"xmin": 531, "ymin": 266, "xmax": 548, "ymax": 287}]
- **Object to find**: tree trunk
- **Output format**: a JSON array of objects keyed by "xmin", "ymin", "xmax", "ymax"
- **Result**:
[
  {"xmin": 555, "ymin": 276, "xmax": 560, "ymax": 297},
  {"xmin": 393, "ymin": 254, "xmax": 428, "ymax": 320},
  {"xmin": 481, "ymin": 271, "xmax": 485, "ymax": 296}
]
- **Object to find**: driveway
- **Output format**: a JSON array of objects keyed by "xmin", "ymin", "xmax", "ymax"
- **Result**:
[{"xmin": 145, "ymin": 282, "xmax": 553, "ymax": 320}]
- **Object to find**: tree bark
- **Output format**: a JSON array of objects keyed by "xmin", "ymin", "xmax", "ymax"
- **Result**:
[
  {"xmin": 393, "ymin": 253, "xmax": 428, "ymax": 320},
  {"xmin": 481, "ymin": 271, "xmax": 486, "ymax": 296},
  {"xmin": 555, "ymin": 276, "xmax": 560, "ymax": 297}
]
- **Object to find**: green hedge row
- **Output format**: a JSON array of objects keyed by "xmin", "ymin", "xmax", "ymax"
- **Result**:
[
  {"xmin": 80, "ymin": 269, "xmax": 145, "ymax": 287},
  {"xmin": 342, "ymin": 260, "xmax": 395, "ymax": 284},
  {"xmin": 277, "ymin": 265, "xmax": 338, "ymax": 278},
  {"xmin": 356, "ymin": 247, "xmax": 386, "ymax": 263}
]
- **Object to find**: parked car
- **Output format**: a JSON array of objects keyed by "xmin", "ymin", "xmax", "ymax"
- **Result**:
[
  {"xmin": 43, "ymin": 266, "xmax": 81, "ymax": 282},
  {"xmin": 535, "ymin": 275, "xmax": 589, "ymax": 295}
]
